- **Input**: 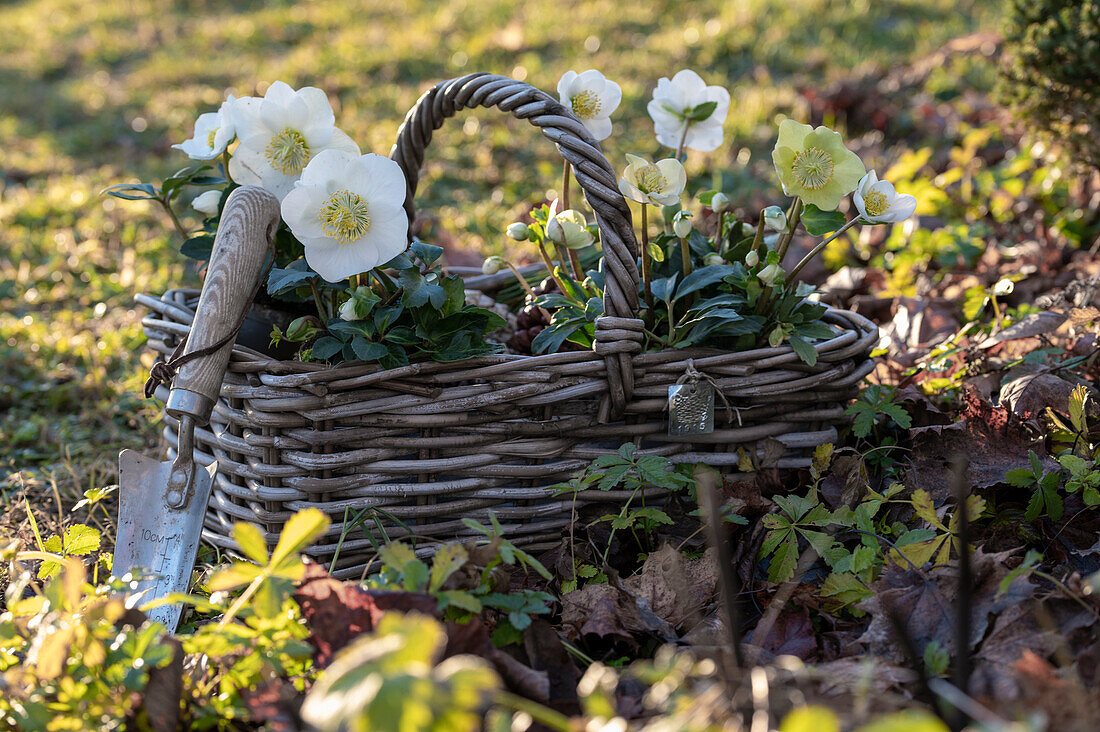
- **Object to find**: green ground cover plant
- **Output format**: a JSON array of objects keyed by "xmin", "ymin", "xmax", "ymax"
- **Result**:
[{"xmin": 9, "ymin": 0, "xmax": 1100, "ymax": 728}]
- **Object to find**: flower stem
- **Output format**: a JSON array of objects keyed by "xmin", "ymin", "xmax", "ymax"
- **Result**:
[
  {"xmin": 676, "ymin": 121, "xmax": 690, "ymax": 163},
  {"xmin": 640, "ymin": 204, "xmax": 654, "ymax": 320},
  {"xmin": 159, "ymin": 199, "xmax": 190, "ymax": 243},
  {"xmin": 537, "ymin": 242, "xmax": 571, "ymax": 299},
  {"xmin": 774, "ymin": 198, "xmax": 803, "ymax": 263},
  {"xmin": 494, "ymin": 692, "xmax": 573, "ymax": 732},
  {"xmin": 561, "ymin": 160, "xmax": 571, "ymax": 212},
  {"xmin": 990, "ymin": 293, "xmax": 1004, "ymax": 331},
  {"xmin": 309, "ymin": 280, "xmax": 329, "ymax": 320},
  {"xmin": 786, "ymin": 216, "xmax": 861, "ymax": 280},
  {"xmin": 504, "ymin": 260, "xmax": 552, "ymax": 321},
  {"xmin": 679, "ymin": 236, "xmax": 693, "ymax": 277},
  {"xmin": 750, "ymin": 211, "xmax": 766, "ymax": 258},
  {"xmin": 567, "ymin": 248, "xmax": 583, "ymax": 280}
]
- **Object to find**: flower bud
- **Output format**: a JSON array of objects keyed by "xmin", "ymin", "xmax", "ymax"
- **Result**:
[
  {"xmin": 286, "ymin": 315, "xmax": 320, "ymax": 339},
  {"xmin": 763, "ymin": 205, "xmax": 787, "ymax": 232},
  {"xmin": 547, "ymin": 208, "xmax": 595, "ymax": 250},
  {"xmin": 744, "ymin": 250, "xmax": 760, "ymax": 268},
  {"xmin": 673, "ymin": 212, "xmax": 693, "ymax": 239},
  {"xmin": 710, "ymin": 192, "xmax": 730, "ymax": 213},
  {"xmin": 482, "ymin": 256, "xmax": 506, "ymax": 275},
  {"xmin": 702, "ymin": 253, "xmax": 724, "ymax": 267},
  {"xmin": 757, "ymin": 262, "xmax": 782, "ymax": 285},
  {"xmin": 192, "ymin": 189, "xmax": 221, "ymax": 217},
  {"xmin": 993, "ymin": 278, "xmax": 1014, "ymax": 296},
  {"xmin": 505, "ymin": 222, "xmax": 530, "ymax": 241},
  {"xmin": 338, "ymin": 299, "xmax": 362, "ymax": 321}
]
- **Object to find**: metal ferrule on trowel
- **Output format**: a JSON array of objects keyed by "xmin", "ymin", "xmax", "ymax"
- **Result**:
[{"xmin": 115, "ymin": 186, "xmax": 280, "ymax": 632}]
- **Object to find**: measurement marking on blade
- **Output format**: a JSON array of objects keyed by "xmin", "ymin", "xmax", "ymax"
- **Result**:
[{"xmin": 142, "ymin": 530, "xmax": 180, "ymax": 581}]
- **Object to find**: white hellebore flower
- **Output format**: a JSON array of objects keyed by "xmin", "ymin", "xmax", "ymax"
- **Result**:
[
  {"xmin": 173, "ymin": 96, "xmax": 238, "ymax": 160},
  {"xmin": 762, "ymin": 205, "xmax": 788, "ymax": 233},
  {"xmin": 546, "ymin": 200, "xmax": 595, "ymax": 250},
  {"xmin": 618, "ymin": 154, "xmax": 686, "ymax": 207},
  {"xmin": 647, "ymin": 69, "xmax": 730, "ymax": 152},
  {"xmin": 710, "ymin": 191, "xmax": 730, "ymax": 213},
  {"xmin": 744, "ymin": 250, "xmax": 760, "ymax": 268},
  {"xmin": 853, "ymin": 170, "xmax": 917, "ymax": 224},
  {"xmin": 993, "ymin": 278, "xmax": 1015, "ymax": 296},
  {"xmin": 281, "ymin": 150, "xmax": 409, "ymax": 283},
  {"xmin": 230, "ymin": 81, "xmax": 360, "ymax": 200},
  {"xmin": 191, "ymin": 190, "xmax": 222, "ymax": 217},
  {"xmin": 703, "ymin": 253, "xmax": 725, "ymax": 267},
  {"xmin": 557, "ymin": 69, "xmax": 622, "ymax": 141}
]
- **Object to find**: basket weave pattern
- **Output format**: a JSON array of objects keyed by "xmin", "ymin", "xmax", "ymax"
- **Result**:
[{"xmin": 140, "ymin": 74, "xmax": 877, "ymax": 578}]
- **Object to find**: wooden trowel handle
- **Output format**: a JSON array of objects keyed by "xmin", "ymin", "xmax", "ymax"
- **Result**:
[{"xmin": 166, "ymin": 186, "xmax": 280, "ymax": 426}]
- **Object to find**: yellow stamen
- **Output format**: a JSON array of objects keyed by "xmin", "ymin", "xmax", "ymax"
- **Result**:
[
  {"xmin": 862, "ymin": 189, "xmax": 889, "ymax": 217},
  {"xmin": 319, "ymin": 190, "xmax": 371, "ymax": 244},
  {"xmin": 570, "ymin": 90, "xmax": 602, "ymax": 119},
  {"xmin": 636, "ymin": 164, "xmax": 665, "ymax": 194},
  {"xmin": 206, "ymin": 127, "xmax": 219, "ymax": 149},
  {"xmin": 265, "ymin": 128, "xmax": 310, "ymax": 175},
  {"xmin": 791, "ymin": 147, "xmax": 834, "ymax": 190}
]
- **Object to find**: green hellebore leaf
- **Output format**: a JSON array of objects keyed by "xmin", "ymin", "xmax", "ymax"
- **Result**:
[{"xmin": 800, "ymin": 203, "xmax": 849, "ymax": 236}]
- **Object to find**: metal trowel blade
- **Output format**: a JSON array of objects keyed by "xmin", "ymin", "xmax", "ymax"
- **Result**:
[{"xmin": 114, "ymin": 448, "xmax": 217, "ymax": 632}]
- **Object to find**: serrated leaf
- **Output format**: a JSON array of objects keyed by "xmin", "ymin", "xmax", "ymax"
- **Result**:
[
  {"xmin": 428, "ymin": 543, "xmax": 468, "ymax": 593},
  {"xmin": 911, "ymin": 488, "xmax": 940, "ymax": 526},
  {"xmin": 1005, "ymin": 467, "xmax": 1036, "ymax": 487},
  {"xmin": 207, "ymin": 562, "xmax": 264, "ymax": 591},
  {"xmin": 891, "ymin": 537, "xmax": 943, "ymax": 568},
  {"xmin": 402, "ymin": 560, "xmax": 430, "ymax": 592},
  {"xmin": 820, "ymin": 572, "xmax": 873, "ymax": 609},
  {"xmin": 439, "ymin": 589, "xmax": 482, "ymax": 613},
  {"xmin": 767, "ymin": 534, "xmax": 799, "ymax": 583},
  {"xmin": 610, "ymin": 514, "xmax": 635, "ymax": 530},
  {"xmin": 62, "ymin": 524, "xmax": 101, "ymax": 555},
  {"xmin": 1070, "ymin": 384, "xmax": 1089, "ymax": 433},
  {"xmin": 631, "ymin": 507, "xmax": 673, "ymax": 525},
  {"xmin": 270, "ymin": 508, "xmax": 330, "ymax": 567},
  {"xmin": 1024, "ymin": 489, "xmax": 1044, "ymax": 522},
  {"xmin": 788, "ymin": 335, "xmax": 818, "ymax": 366},
  {"xmin": 232, "ymin": 522, "xmax": 270, "ymax": 564}
]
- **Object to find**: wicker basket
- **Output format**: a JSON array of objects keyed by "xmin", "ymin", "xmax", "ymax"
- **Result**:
[{"xmin": 138, "ymin": 74, "xmax": 877, "ymax": 579}]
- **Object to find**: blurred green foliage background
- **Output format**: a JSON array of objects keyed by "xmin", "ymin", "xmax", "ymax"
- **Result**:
[{"xmin": 0, "ymin": 0, "xmax": 1003, "ymax": 496}]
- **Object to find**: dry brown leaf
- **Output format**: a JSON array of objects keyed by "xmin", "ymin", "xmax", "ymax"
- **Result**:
[
  {"xmin": 978, "ymin": 311, "xmax": 1067, "ymax": 349},
  {"xmin": 857, "ymin": 548, "xmax": 1035, "ymax": 663},
  {"xmin": 621, "ymin": 544, "xmax": 718, "ymax": 628},
  {"xmin": 814, "ymin": 657, "xmax": 918, "ymax": 696}
]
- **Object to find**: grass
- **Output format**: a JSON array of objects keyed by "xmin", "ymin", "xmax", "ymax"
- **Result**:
[{"xmin": 0, "ymin": 0, "xmax": 1005, "ymax": 525}]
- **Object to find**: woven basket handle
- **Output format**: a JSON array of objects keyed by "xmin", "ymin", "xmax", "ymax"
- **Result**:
[{"xmin": 390, "ymin": 72, "xmax": 643, "ymax": 417}]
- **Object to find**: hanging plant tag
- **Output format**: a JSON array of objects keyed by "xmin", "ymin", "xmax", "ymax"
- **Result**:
[{"xmin": 668, "ymin": 382, "xmax": 715, "ymax": 436}]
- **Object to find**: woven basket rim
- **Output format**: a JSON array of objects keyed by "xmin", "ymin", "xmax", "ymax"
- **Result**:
[{"xmin": 141, "ymin": 287, "xmax": 880, "ymax": 383}]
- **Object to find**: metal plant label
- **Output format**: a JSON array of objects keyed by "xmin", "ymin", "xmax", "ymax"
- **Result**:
[{"xmin": 668, "ymin": 382, "xmax": 715, "ymax": 436}]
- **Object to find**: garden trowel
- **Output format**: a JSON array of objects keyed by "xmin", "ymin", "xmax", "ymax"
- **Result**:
[{"xmin": 115, "ymin": 186, "xmax": 280, "ymax": 631}]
